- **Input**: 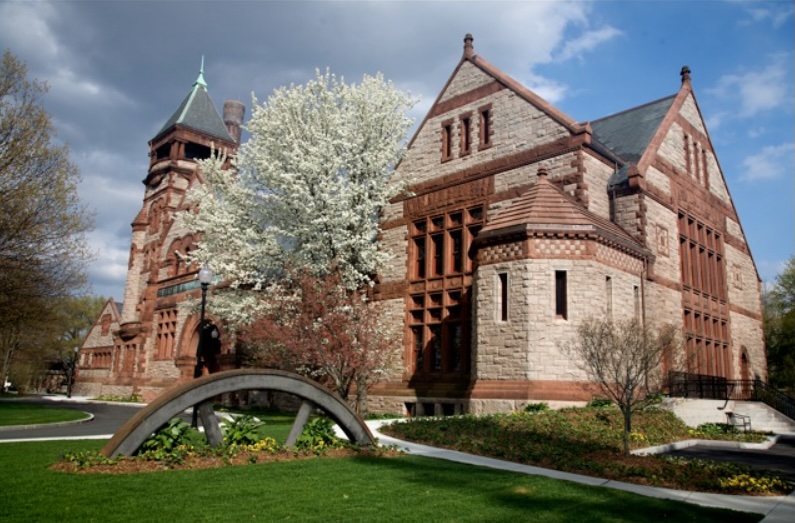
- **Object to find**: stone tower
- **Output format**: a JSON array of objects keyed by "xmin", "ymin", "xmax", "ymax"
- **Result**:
[{"xmin": 76, "ymin": 60, "xmax": 245, "ymax": 401}]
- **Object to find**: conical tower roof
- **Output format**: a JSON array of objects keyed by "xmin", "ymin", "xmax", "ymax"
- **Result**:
[{"xmin": 154, "ymin": 58, "xmax": 234, "ymax": 143}]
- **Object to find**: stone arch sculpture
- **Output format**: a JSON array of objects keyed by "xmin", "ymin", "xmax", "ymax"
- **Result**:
[{"xmin": 101, "ymin": 369, "xmax": 374, "ymax": 458}]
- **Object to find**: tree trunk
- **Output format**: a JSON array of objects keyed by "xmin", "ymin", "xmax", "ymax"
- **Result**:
[
  {"xmin": 355, "ymin": 375, "xmax": 368, "ymax": 417},
  {"xmin": 622, "ymin": 405, "xmax": 632, "ymax": 456}
]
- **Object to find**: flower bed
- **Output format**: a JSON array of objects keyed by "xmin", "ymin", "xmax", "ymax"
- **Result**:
[{"xmin": 381, "ymin": 407, "xmax": 791, "ymax": 496}]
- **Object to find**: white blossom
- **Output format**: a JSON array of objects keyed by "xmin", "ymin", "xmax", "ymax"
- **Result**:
[{"xmin": 178, "ymin": 70, "xmax": 416, "ymax": 324}]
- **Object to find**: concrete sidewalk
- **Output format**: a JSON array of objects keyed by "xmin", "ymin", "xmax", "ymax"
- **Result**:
[{"xmin": 366, "ymin": 420, "xmax": 795, "ymax": 523}]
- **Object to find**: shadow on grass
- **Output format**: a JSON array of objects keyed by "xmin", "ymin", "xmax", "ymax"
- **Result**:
[{"xmin": 345, "ymin": 455, "xmax": 761, "ymax": 523}]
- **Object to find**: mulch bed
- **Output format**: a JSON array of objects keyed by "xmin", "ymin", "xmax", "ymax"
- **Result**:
[{"xmin": 52, "ymin": 447, "xmax": 403, "ymax": 475}]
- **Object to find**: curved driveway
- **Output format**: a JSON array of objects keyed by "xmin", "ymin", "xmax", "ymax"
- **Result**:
[{"xmin": 0, "ymin": 397, "xmax": 143, "ymax": 441}]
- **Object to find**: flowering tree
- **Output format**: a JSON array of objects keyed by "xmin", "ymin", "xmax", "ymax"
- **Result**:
[
  {"xmin": 179, "ymin": 70, "xmax": 416, "ymax": 325},
  {"xmin": 239, "ymin": 270, "xmax": 400, "ymax": 415},
  {"xmin": 562, "ymin": 317, "xmax": 680, "ymax": 455}
]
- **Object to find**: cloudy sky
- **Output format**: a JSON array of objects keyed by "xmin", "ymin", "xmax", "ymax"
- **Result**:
[{"xmin": 1, "ymin": 0, "xmax": 792, "ymax": 300}]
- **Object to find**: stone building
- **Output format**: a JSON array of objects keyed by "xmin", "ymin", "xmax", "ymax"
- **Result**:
[
  {"xmin": 75, "ymin": 64, "xmax": 244, "ymax": 401},
  {"xmin": 369, "ymin": 35, "xmax": 765, "ymax": 415},
  {"xmin": 76, "ymin": 36, "xmax": 765, "ymax": 412}
]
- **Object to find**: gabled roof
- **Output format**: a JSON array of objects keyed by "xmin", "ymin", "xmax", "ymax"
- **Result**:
[
  {"xmin": 154, "ymin": 60, "xmax": 234, "ymax": 143},
  {"xmin": 591, "ymin": 95, "xmax": 676, "ymax": 164},
  {"xmin": 478, "ymin": 169, "xmax": 647, "ymax": 256}
]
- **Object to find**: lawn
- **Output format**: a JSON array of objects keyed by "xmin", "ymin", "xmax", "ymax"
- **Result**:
[
  {"xmin": 0, "ymin": 439, "xmax": 762, "ymax": 523},
  {"xmin": 0, "ymin": 401, "xmax": 90, "ymax": 426}
]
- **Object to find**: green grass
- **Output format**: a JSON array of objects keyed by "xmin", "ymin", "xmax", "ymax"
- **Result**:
[
  {"xmin": 215, "ymin": 406, "xmax": 297, "ymax": 443},
  {"xmin": 0, "ymin": 440, "xmax": 761, "ymax": 522},
  {"xmin": 0, "ymin": 402, "xmax": 90, "ymax": 426}
]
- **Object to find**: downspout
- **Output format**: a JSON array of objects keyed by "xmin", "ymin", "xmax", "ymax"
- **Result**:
[{"xmin": 641, "ymin": 257, "xmax": 647, "ymax": 328}]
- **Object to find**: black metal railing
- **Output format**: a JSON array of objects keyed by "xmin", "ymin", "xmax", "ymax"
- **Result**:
[
  {"xmin": 667, "ymin": 371, "xmax": 795, "ymax": 421},
  {"xmin": 752, "ymin": 379, "xmax": 795, "ymax": 421}
]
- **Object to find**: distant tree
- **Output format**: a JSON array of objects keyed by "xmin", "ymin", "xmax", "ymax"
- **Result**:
[
  {"xmin": 0, "ymin": 50, "xmax": 93, "ymax": 389},
  {"xmin": 562, "ymin": 317, "xmax": 679, "ymax": 455},
  {"xmin": 179, "ymin": 69, "xmax": 415, "ymax": 325},
  {"xmin": 55, "ymin": 295, "xmax": 107, "ymax": 353},
  {"xmin": 765, "ymin": 257, "xmax": 795, "ymax": 391},
  {"xmin": 239, "ymin": 270, "xmax": 400, "ymax": 415},
  {"xmin": 0, "ymin": 291, "xmax": 58, "ymax": 392}
]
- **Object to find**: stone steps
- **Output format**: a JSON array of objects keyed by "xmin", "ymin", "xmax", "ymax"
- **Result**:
[
  {"xmin": 662, "ymin": 398, "xmax": 795, "ymax": 434},
  {"xmin": 732, "ymin": 401, "xmax": 795, "ymax": 434}
]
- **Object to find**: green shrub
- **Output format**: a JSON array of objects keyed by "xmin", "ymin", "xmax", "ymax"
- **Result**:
[
  {"xmin": 62, "ymin": 450, "xmax": 117, "ymax": 469},
  {"xmin": 295, "ymin": 417, "xmax": 340, "ymax": 452},
  {"xmin": 140, "ymin": 418, "xmax": 194, "ymax": 458},
  {"xmin": 642, "ymin": 392, "xmax": 665, "ymax": 407},
  {"xmin": 694, "ymin": 422, "xmax": 735, "ymax": 436},
  {"xmin": 94, "ymin": 394, "xmax": 142, "ymax": 403},
  {"xmin": 523, "ymin": 402, "xmax": 550, "ymax": 413},
  {"xmin": 586, "ymin": 397, "xmax": 613, "ymax": 408},
  {"xmin": 223, "ymin": 415, "xmax": 264, "ymax": 446}
]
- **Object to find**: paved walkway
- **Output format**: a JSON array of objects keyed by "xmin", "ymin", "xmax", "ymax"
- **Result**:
[
  {"xmin": 663, "ymin": 435, "xmax": 795, "ymax": 483},
  {"xmin": 365, "ymin": 420, "xmax": 795, "ymax": 523}
]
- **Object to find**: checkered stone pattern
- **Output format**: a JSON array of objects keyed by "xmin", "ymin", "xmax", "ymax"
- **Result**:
[
  {"xmin": 534, "ymin": 238, "xmax": 588, "ymax": 259},
  {"xmin": 478, "ymin": 241, "xmax": 524, "ymax": 265},
  {"xmin": 596, "ymin": 243, "xmax": 643, "ymax": 274}
]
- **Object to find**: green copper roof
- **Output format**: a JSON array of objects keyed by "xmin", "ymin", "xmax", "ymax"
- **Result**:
[{"xmin": 154, "ymin": 59, "xmax": 233, "ymax": 143}]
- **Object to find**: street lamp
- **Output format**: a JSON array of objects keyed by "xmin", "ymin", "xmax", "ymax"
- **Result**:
[
  {"xmin": 194, "ymin": 262, "xmax": 214, "ymax": 379},
  {"xmin": 192, "ymin": 263, "xmax": 214, "ymax": 427}
]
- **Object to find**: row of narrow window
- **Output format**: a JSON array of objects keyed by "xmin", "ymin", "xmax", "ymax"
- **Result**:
[
  {"xmin": 496, "ymin": 272, "xmax": 640, "ymax": 323},
  {"xmin": 683, "ymin": 132, "xmax": 709, "ymax": 188},
  {"xmin": 156, "ymin": 309, "xmax": 178, "ymax": 360},
  {"xmin": 408, "ymin": 207, "xmax": 483, "ymax": 375},
  {"xmin": 441, "ymin": 106, "xmax": 492, "ymax": 162},
  {"xmin": 677, "ymin": 210, "xmax": 730, "ymax": 379},
  {"xmin": 678, "ymin": 211, "xmax": 726, "ymax": 301},
  {"xmin": 411, "ymin": 207, "xmax": 483, "ymax": 279}
]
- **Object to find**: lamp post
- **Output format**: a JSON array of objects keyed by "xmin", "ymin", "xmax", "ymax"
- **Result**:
[
  {"xmin": 194, "ymin": 263, "xmax": 215, "ymax": 378},
  {"xmin": 192, "ymin": 263, "xmax": 214, "ymax": 427}
]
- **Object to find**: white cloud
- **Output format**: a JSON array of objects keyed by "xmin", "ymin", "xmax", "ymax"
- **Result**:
[
  {"xmin": 741, "ymin": 142, "xmax": 795, "ymax": 181},
  {"xmin": 757, "ymin": 258, "xmax": 791, "ymax": 285},
  {"xmin": 523, "ymin": 73, "xmax": 569, "ymax": 104},
  {"xmin": 48, "ymin": 66, "xmax": 136, "ymax": 108},
  {"xmin": 708, "ymin": 56, "xmax": 793, "ymax": 118},
  {"xmin": 739, "ymin": 4, "xmax": 795, "ymax": 27},
  {"xmin": 0, "ymin": 1, "xmax": 61, "ymax": 64},
  {"xmin": 85, "ymin": 230, "xmax": 132, "ymax": 300},
  {"xmin": 555, "ymin": 26, "xmax": 623, "ymax": 62},
  {"xmin": 747, "ymin": 126, "xmax": 766, "ymax": 138}
]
